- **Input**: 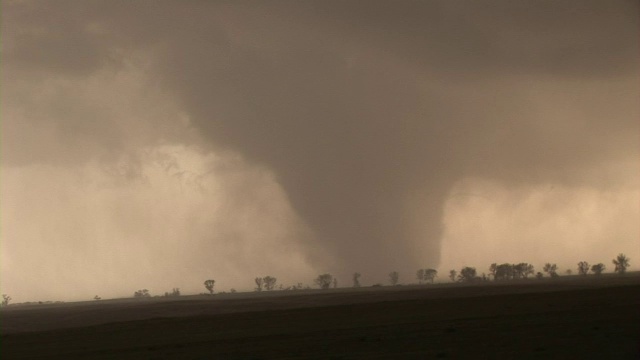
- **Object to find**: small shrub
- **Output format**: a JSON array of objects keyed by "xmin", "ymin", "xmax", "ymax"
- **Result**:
[
  {"xmin": 388, "ymin": 271, "xmax": 399, "ymax": 286},
  {"xmin": 204, "ymin": 280, "xmax": 215, "ymax": 295},
  {"xmin": 591, "ymin": 263, "xmax": 606, "ymax": 275},
  {"xmin": 314, "ymin": 274, "xmax": 333, "ymax": 289},
  {"xmin": 613, "ymin": 254, "xmax": 630, "ymax": 274},
  {"xmin": 353, "ymin": 272, "xmax": 361, "ymax": 288},
  {"xmin": 164, "ymin": 288, "xmax": 180, "ymax": 297},
  {"xmin": 263, "ymin": 276, "xmax": 277, "ymax": 291},
  {"xmin": 458, "ymin": 267, "xmax": 477, "ymax": 282},
  {"xmin": 577, "ymin": 261, "xmax": 590, "ymax": 276},
  {"xmin": 134, "ymin": 289, "xmax": 150, "ymax": 298}
]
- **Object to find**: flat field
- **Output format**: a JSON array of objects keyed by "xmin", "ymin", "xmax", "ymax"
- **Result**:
[{"xmin": 2, "ymin": 274, "xmax": 639, "ymax": 359}]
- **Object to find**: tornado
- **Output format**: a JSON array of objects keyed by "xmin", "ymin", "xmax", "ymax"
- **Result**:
[{"xmin": 2, "ymin": 0, "xmax": 637, "ymax": 297}]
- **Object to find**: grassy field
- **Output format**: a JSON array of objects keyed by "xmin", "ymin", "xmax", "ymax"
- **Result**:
[{"xmin": 2, "ymin": 274, "xmax": 639, "ymax": 359}]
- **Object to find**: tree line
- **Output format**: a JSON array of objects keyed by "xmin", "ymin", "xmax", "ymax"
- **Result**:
[
  {"xmin": 5, "ymin": 253, "xmax": 629, "ymax": 305},
  {"xmin": 449, "ymin": 253, "xmax": 629, "ymax": 283},
  {"xmin": 194, "ymin": 253, "xmax": 631, "ymax": 296}
]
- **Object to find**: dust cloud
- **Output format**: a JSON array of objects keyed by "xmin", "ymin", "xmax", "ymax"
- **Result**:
[{"xmin": 1, "ymin": 1, "xmax": 638, "ymax": 301}]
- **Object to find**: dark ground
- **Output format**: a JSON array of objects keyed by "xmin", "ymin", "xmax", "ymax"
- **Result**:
[{"xmin": 2, "ymin": 275, "xmax": 639, "ymax": 359}]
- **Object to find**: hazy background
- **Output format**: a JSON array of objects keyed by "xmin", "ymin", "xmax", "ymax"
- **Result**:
[{"xmin": 2, "ymin": 0, "xmax": 638, "ymax": 302}]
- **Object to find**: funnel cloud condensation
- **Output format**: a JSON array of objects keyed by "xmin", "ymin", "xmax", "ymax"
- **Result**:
[{"xmin": 2, "ymin": 1, "xmax": 638, "ymax": 301}]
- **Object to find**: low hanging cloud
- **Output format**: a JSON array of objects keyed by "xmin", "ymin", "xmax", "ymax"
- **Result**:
[
  {"xmin": 1, "ymin": 59, "xmax": 318, "ymax": 301},
  {"xmin": 1, "ymin": 144, "xmax": 318, "ymax": 301},
  {"xmin": 1, "ymin": 1, "xmax": 638, "ymax": 300},
  {"xmin": 441, "ymin": 178, "xmax": 640, "ymax": 274}
]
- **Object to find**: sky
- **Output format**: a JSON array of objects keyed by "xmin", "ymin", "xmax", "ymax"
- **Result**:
[{"xmin": 1, "ymin": 0, "xmax": 638, "ymax": 302}]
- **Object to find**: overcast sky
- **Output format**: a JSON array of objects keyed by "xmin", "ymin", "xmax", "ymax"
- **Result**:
[{"xmin": 2, "ymin": 0, "xmax": 638, "ymax": 302}]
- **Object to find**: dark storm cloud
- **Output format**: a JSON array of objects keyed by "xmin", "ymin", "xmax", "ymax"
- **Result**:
[
  {"xmin": 2, "ymin": 0, "xmax": 638, "ymax": 279},
  {"xmin": 312, "ymin": 0, "xmax": 638, "ymax": 77}
]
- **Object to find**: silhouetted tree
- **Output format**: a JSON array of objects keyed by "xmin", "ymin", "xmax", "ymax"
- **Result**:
[
  {"xmin": 314, "ymin": 274, "xmax": 333, "ymax": 289},
  {"xmin": 263, "ymin": 276, "xmax": 277, "ymax": 291},
  {"xmin": 301, "ymin": 283, "xmax": 308, "ymax": 290},
  {"xmin": 353, "ymin": 272, "xmax": 361, "ymax": 288},
  {"xmin": 94, "ymin": 295, "xmax": 101, "ymax": 301},
  {"xmin": 577, "ymin": 261, "xmax": 590, "ymax": 276},
  {"xmin": 2, "ymin": 294, "xmax": 11, "ymax": 307},
  {"xmin": 489, "ymin": 263, "xmax": 497, "ymax": 280},
  {"xmin": 458, "ymin": 267, "xmax": 477, "ymax": 282},
  {"xmin": 612, "ymin": 253, "xmax": 630, "ymax": 274},
  {"xmin": 509, "ymin": 263, "xmax": 521, "ymax": 279},
  {"xmin": 333, "ymin": 278, "xmax": 338, "ymax": 289},
  {"xmin": 164, "ymin": 289, "xmax": 179, "ymax": 297},
  {"xmin": 525, "ymin": 264, "xmax": 535, "ymax": 278},
  {"xmin": 255, "ymin": 277, "xmax": 264, "ymax": 291},
  {"xmin": 204, "ymin": 279, "xmax": 215, "ymax": 295},
  {"xmin": 286, "ymin": 282, "xmax": 305, "ymax": 291},
  {"xmin": 449, "ymin": 269, "xmax": 457, "ymax": 282},
  {"xmin": 543, "ymin": 263, "xmax": 559, "ymax": 278},
  {"xmin": 491, "ymin": 263, "xmax": 532, "ymax": 280},
  {"xmin": 134, "ymin": 289, "xmax": 150, "ymax": 298},
  {"xmin": 514, "ymin": 263, "xmax": 535, "ymax": 279},
  {"xmin": 495, "ymin": 263, "xmax": 514, "ymax": 280},
  {"xmin": 389, "ymin": 271, "xmax": 399, "ymax": 286},
  {"xmin": 416, "ymin": 268, "xmax": 437, "ymax": 284},
  {"xmin": 536, "ymin": 272, "xmax": 544, "ymax": 279},
  {"xmin": 424, "ymin": 269, "xmax": 438, "ymax": 284},
  {"xmin": 591, "ymin": 263, "xmax": 605, "ymax": 275}
]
